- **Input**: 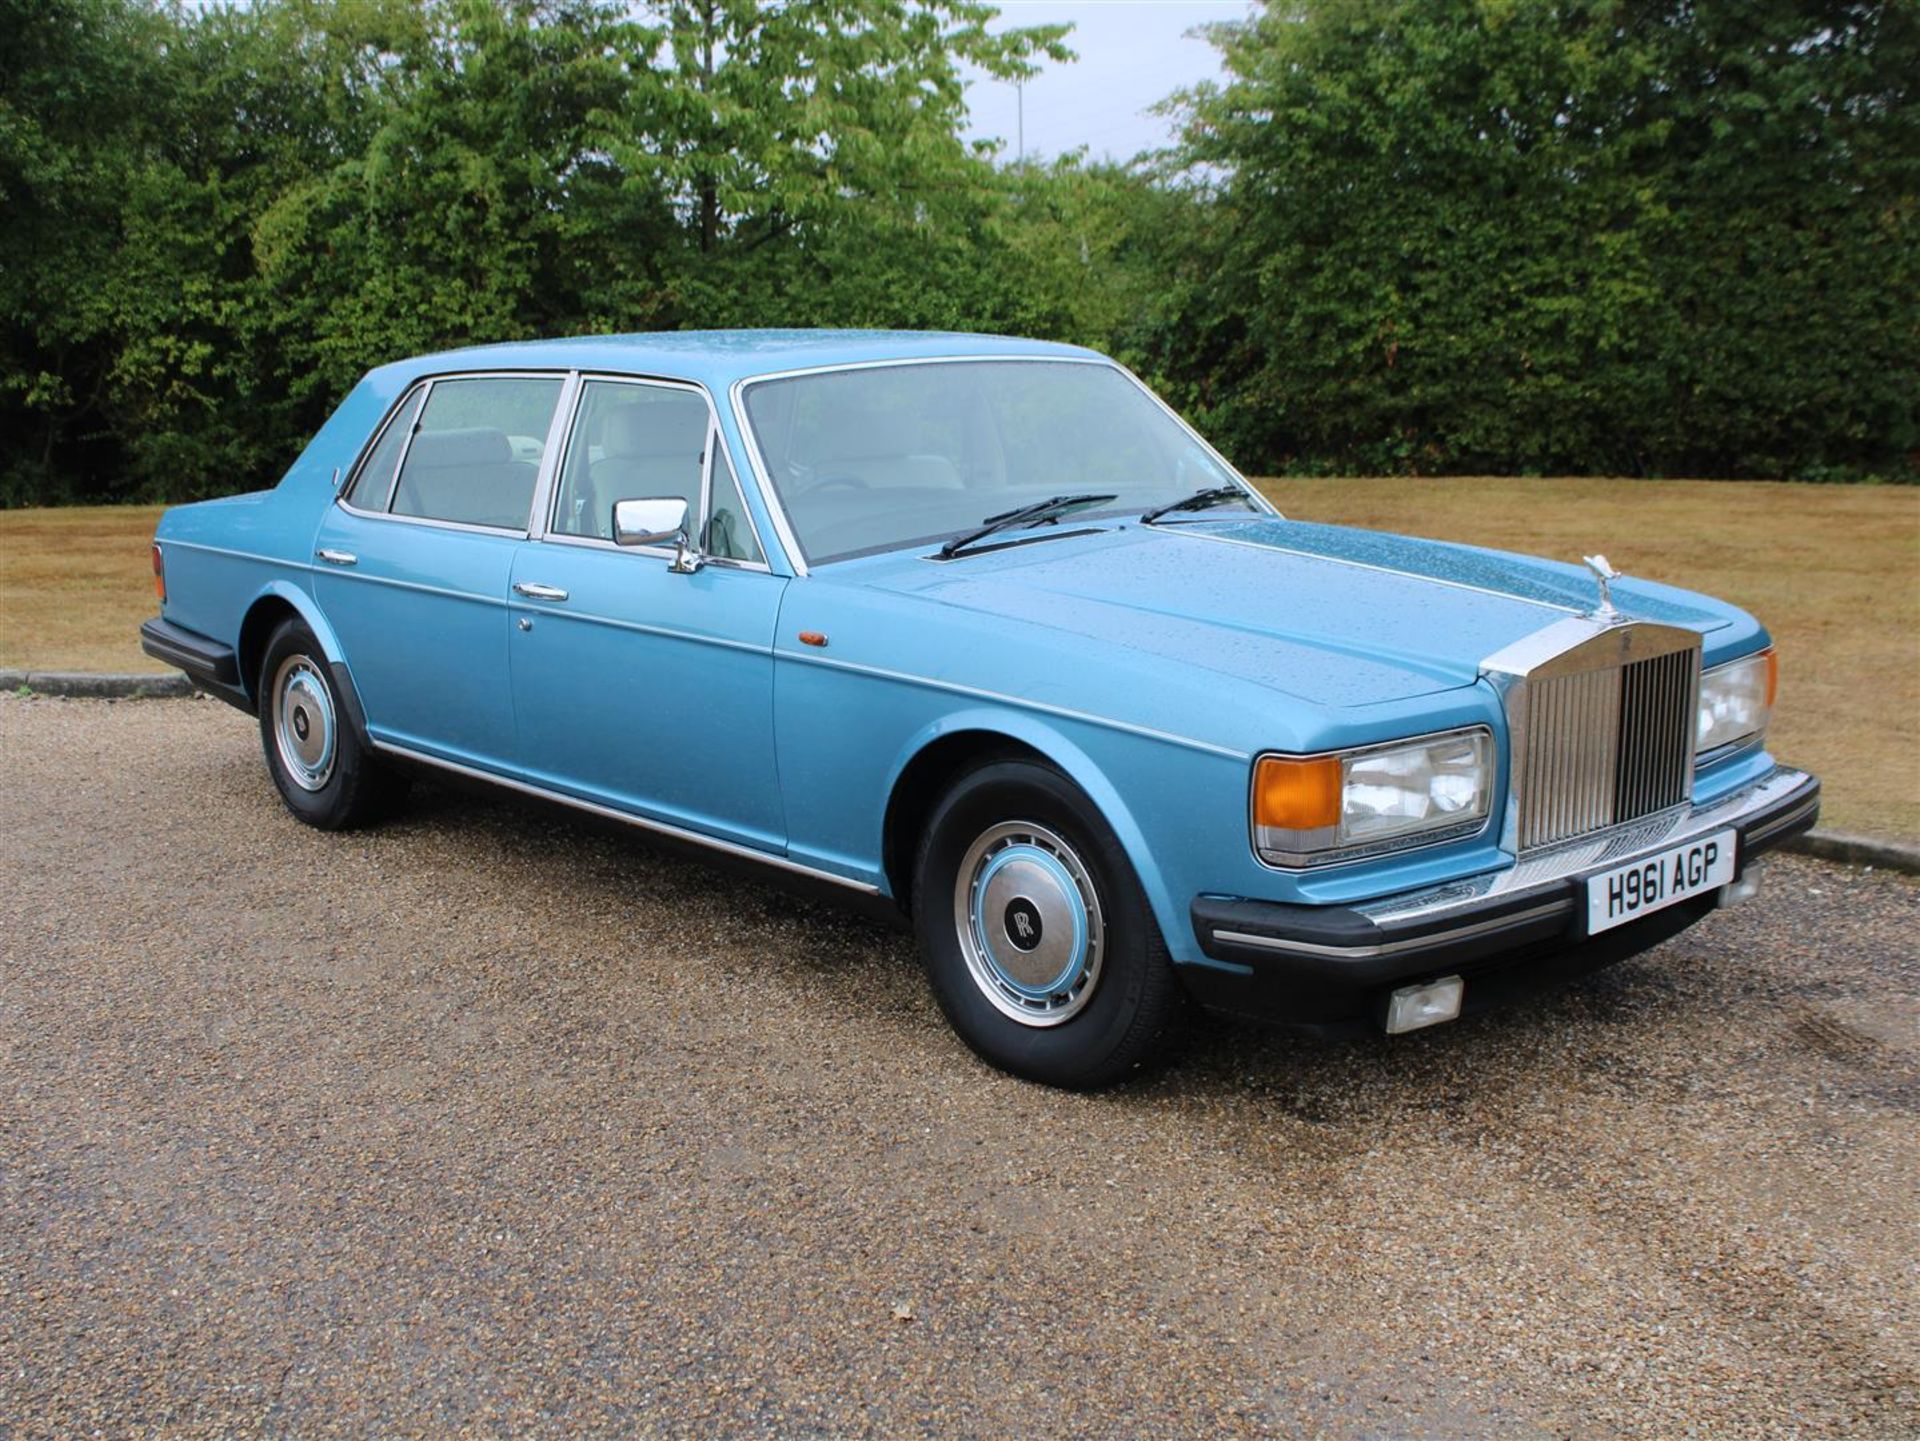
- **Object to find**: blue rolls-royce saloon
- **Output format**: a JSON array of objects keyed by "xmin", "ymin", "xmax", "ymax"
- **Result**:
[{"xmin": 141, "ymin": 332, "xmax": 1819, "ymax": 1087}]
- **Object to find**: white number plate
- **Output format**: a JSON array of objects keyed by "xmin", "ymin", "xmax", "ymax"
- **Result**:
[{"xmin": 1586, "ymin": 830, "xmax": 1736, "ymax": 935}]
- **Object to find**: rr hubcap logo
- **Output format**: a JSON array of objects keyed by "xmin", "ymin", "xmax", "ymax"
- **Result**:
[
  {"xmin": 1003, "ymin": 897, "xmax": 1043, "ymax": 952},
  {"xmin": 293, "ymin": 707, "xmax": 310, "ymax": 741}
]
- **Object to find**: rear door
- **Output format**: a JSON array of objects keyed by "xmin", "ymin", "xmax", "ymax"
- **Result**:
[{"xmin": 313, "ymin": 372, "xmax": 568, "ymax": 770}]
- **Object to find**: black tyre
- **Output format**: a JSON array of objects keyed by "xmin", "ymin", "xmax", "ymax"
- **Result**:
[
  {"xmin": 257, "ymin": 617, "xmax": 408, "ymax": 829},
  {"xmin": 912, "ymin": 759, "xmax": 1184, "ymax": 1088}
]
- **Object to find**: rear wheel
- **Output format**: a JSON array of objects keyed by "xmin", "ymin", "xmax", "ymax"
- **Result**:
[
  {"xmin": 257, "ymin": 618, "xmax": 408, "ymax": 829},
  {"xmin": 913, "ymin": 760, "xmax": 1183, "ymax": 1088}
]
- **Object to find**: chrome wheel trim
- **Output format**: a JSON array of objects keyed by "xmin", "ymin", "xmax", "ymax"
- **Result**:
[
  {"xmin": 270, "ymin": 653, "xmax": 337, "ymax": 793},
  {"xmin": 953, "ymin": 820, "xmax": 1104, "ymax": 1028}
]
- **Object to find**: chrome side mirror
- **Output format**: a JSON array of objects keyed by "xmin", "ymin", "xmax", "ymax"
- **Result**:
[
  {"xmin": 611, "ymin": 497, "xmax": 703, "ymax": 574},
  {"xmin": 612, "ymin": 497, "xmax": 688, "ymax": 547}
]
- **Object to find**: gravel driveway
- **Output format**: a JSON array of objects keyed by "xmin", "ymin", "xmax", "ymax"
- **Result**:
[{"xmin": 2, "ymin": 696, "xmax": 1914, "ymax": 1437}]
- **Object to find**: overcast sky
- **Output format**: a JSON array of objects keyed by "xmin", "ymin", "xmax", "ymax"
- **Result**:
[{"xmin": 962, "ymin": 1, "xmax": 1254, "ymax": 163}]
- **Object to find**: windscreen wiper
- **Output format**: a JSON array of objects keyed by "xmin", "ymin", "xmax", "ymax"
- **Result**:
[
  {"xmin": 1139, "ymin": 484, "xmax": 1257, "ymax": 526},
  {"xmin": 935, "ymin": 493, "xmax": 1118, "ymax": 559}
]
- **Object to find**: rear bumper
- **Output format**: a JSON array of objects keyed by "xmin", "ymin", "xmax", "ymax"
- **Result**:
[
  {"xmin": 139, "ymin": 618, "xmax": 251, "ymax": 713},
  {"xmin": 1183, "ymin": 766, "xmax": 1819, "ymax": 1031}
]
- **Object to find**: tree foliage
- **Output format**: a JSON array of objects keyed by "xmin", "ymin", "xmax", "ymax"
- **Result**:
[
  {"xmin": 1147, "ymin": 0, "xmax": 1919, "ymax": 479},
  {"xmin": 0, "ymin": 0, "xmax": 1912, "ymax": 503}
]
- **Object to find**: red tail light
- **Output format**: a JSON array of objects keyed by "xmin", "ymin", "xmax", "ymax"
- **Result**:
[{"xmin": 152, "ymin": 542, "xmax": 166, "ymax": 604}]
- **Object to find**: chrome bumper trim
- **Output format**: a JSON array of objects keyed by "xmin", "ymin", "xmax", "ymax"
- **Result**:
[
  {"xmin": 1744, "ymin": 791, "xmax": 1820, "ymax": 849},
  {"xmin": 1356, "ymin": 766, "xmax": 1813, "ymax": 928},
  {"xmin": 1214, "ymin": 900, "xmax": 1573, "ymax": 962}
]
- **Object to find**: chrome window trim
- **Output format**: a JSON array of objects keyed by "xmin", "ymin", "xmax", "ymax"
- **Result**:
[
  {"xmin": 338, "ymin": 380, "xmax": 428, "ymax": 511},
  {"xmin": 726, "ymin": 354, "xmax": 1274, "ymax": 578},
  {"xmin": 539, "ymin": 371, "xmax": 771, "ymax": 571},
  {"xmin": 1109, "ymin": 360, "xmax": 1274, "ymax": 517},
  {"xmin": 1246, "ymin": 724, "xmax": 1499, "ymax": 872},
  {"xmin": 532, "ymin": 527, "xmax": 770, "ymax": 573},
  {"xmin": 380, "ymin": 376, "xmax": 433, "ymax": 513},
  {"xmin": 329, "ymin": 506, "xmax": 536, "ymax": 542},
  {"xmin": 700, "ymin": 440, "xmax": 772, "ymax": 572},
  {"xmin": 335, "ymin": 368, "xmax": 574, "ymax": 537},
  {"xmin": 525, "ymin": 370, "xmax": 583, "ymax": 541},
  {"xmin": 367, "ymin": 737, "xmax": 881, "ymax": 895}
]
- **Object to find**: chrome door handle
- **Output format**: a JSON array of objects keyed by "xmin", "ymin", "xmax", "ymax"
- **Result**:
[
  {"xmin": 513, "ymin": 581, "xmax": 569, "ymax": 601},
  {"xmin": 315, "ymin": 549, "xmax": 357, "ymax": 566}
]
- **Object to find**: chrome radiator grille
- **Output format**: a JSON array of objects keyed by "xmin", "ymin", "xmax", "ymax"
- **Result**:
[{"xmin": 1513, "ymin": 645, "xmax": 1700, "ymax": 851}]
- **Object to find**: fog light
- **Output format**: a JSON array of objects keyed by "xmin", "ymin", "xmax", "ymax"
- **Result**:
[
  {"xmin": 1717, "ymin": 869, "xmax": 1762, "ymax": 909},
  {"xmin": 1385, "ymin": 976, "xmax": 1464, "ymax": 1034}
]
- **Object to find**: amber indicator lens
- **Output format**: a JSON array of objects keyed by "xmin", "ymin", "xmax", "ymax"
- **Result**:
[
  {"xmin": 1763, "ymin": 647, "xmax": 1778, "ymax": 708},
  {"xmin": 1253, "ymin": 755, "xmax": 1342, "ymax": 831}
]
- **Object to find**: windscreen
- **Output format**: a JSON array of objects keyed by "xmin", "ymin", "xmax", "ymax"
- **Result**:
[{"xmin": 741, "ymin": 360, "xmax": 1243, "ymax": 564}]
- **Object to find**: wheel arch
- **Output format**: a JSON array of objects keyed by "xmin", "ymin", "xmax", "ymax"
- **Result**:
[
  {"xmin": 237, "ymin": 582, "xmax": 347, "ymax": 703},
  {"xmin": 878, "ymin": 710, "xmax": 1178, "ymax": 944}
]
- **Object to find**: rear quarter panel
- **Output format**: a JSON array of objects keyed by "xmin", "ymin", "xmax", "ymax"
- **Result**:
[{"xmin": 153, "ymin": 372, "xmax": 408, "ymax": 685}]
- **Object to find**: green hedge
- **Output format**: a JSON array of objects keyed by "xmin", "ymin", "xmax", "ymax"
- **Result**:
[{"xmin": 1135, "ymin": 0, "xmax": 1919, "ymax": 482}]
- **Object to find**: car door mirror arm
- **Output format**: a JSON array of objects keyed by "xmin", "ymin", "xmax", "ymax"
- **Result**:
[{"xmin": 668, "ymin": 534, "xmax": 705, "ymax": 575}]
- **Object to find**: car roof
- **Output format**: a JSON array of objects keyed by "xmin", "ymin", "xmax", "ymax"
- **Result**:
[{"xmin": 369, "ymin": 329, "xmax": 1106, "ymax": 391}]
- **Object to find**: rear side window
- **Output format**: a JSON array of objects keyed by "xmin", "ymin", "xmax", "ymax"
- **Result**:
[
  {"xmin": 389, "ymin": 376, "xmax": 562, "ymax": 530},
  {"xmin": 343, "ymin": 385, "xmax": 425, "ymax": 510}
]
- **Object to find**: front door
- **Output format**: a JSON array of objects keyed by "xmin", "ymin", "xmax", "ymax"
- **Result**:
[{"xmin": 506, "ymin": 376, "xmax": 788, "ymax": 851}]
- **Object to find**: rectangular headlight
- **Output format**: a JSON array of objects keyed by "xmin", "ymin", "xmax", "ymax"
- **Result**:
[
  {"xmin": 1253, "ymin": 727, "xmax": 1494, "ymax": 867},
  {"xmin": 1698, "ymin": 649, "xmax": 1775, "ymax": 757}
]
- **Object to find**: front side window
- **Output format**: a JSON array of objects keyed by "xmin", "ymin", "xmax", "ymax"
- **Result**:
[
  {"xmin": 552, "ymin": 381, "xmax": 709, "ymax": 541},
  {"xmin": 550, "ymin": 380, "xmax": 764, "ymax": 565},
  {"xmin": 740, "ymin": 360, "xmax": 1242, "ymax": 564},
  {"xmin": 704, "ymin": 447, "xmax": 764, "ymax": 564},
  {"xmin": 388, "ymin": 376, "xmax": 562, "ymax": 530}
]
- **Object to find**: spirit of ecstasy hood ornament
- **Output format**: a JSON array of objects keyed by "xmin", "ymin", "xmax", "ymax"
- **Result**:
[{"xmin": 1582, "ymin": 554, "xmax": 1621, "ymax": 620}]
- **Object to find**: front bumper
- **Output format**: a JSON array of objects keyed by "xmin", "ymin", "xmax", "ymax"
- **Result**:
[{"xmin": 1183, "ymin": 765, "xmax": 1819, "ymax": 1031}]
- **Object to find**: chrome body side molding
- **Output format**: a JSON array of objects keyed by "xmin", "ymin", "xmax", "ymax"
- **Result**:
[{"xmin": 367, "ymin": 739, "xmax": 884, "ymax": 896}]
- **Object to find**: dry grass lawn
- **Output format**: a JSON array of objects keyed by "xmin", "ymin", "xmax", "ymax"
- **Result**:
[
  {"xmin": 0, "ymin": 504, "xmax": 169, "ymax": 676},
  {"xmin": 2, "ymin": 482, "xmax": 1915, "ymax": 838}
]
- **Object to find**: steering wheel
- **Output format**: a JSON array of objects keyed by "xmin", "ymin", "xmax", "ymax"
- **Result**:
[{"xmin": 806, "ymin": 473, "xmax": 872, "ymax": 493}]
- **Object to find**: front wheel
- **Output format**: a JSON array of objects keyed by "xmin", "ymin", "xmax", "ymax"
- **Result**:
[
  {"xmin": 257, "ymin": 618, "xmax": 408, "ymax": 830},
  {"xmin": 912, "ymin": 760, "xmax": 1184, "ymax": 1088}
]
